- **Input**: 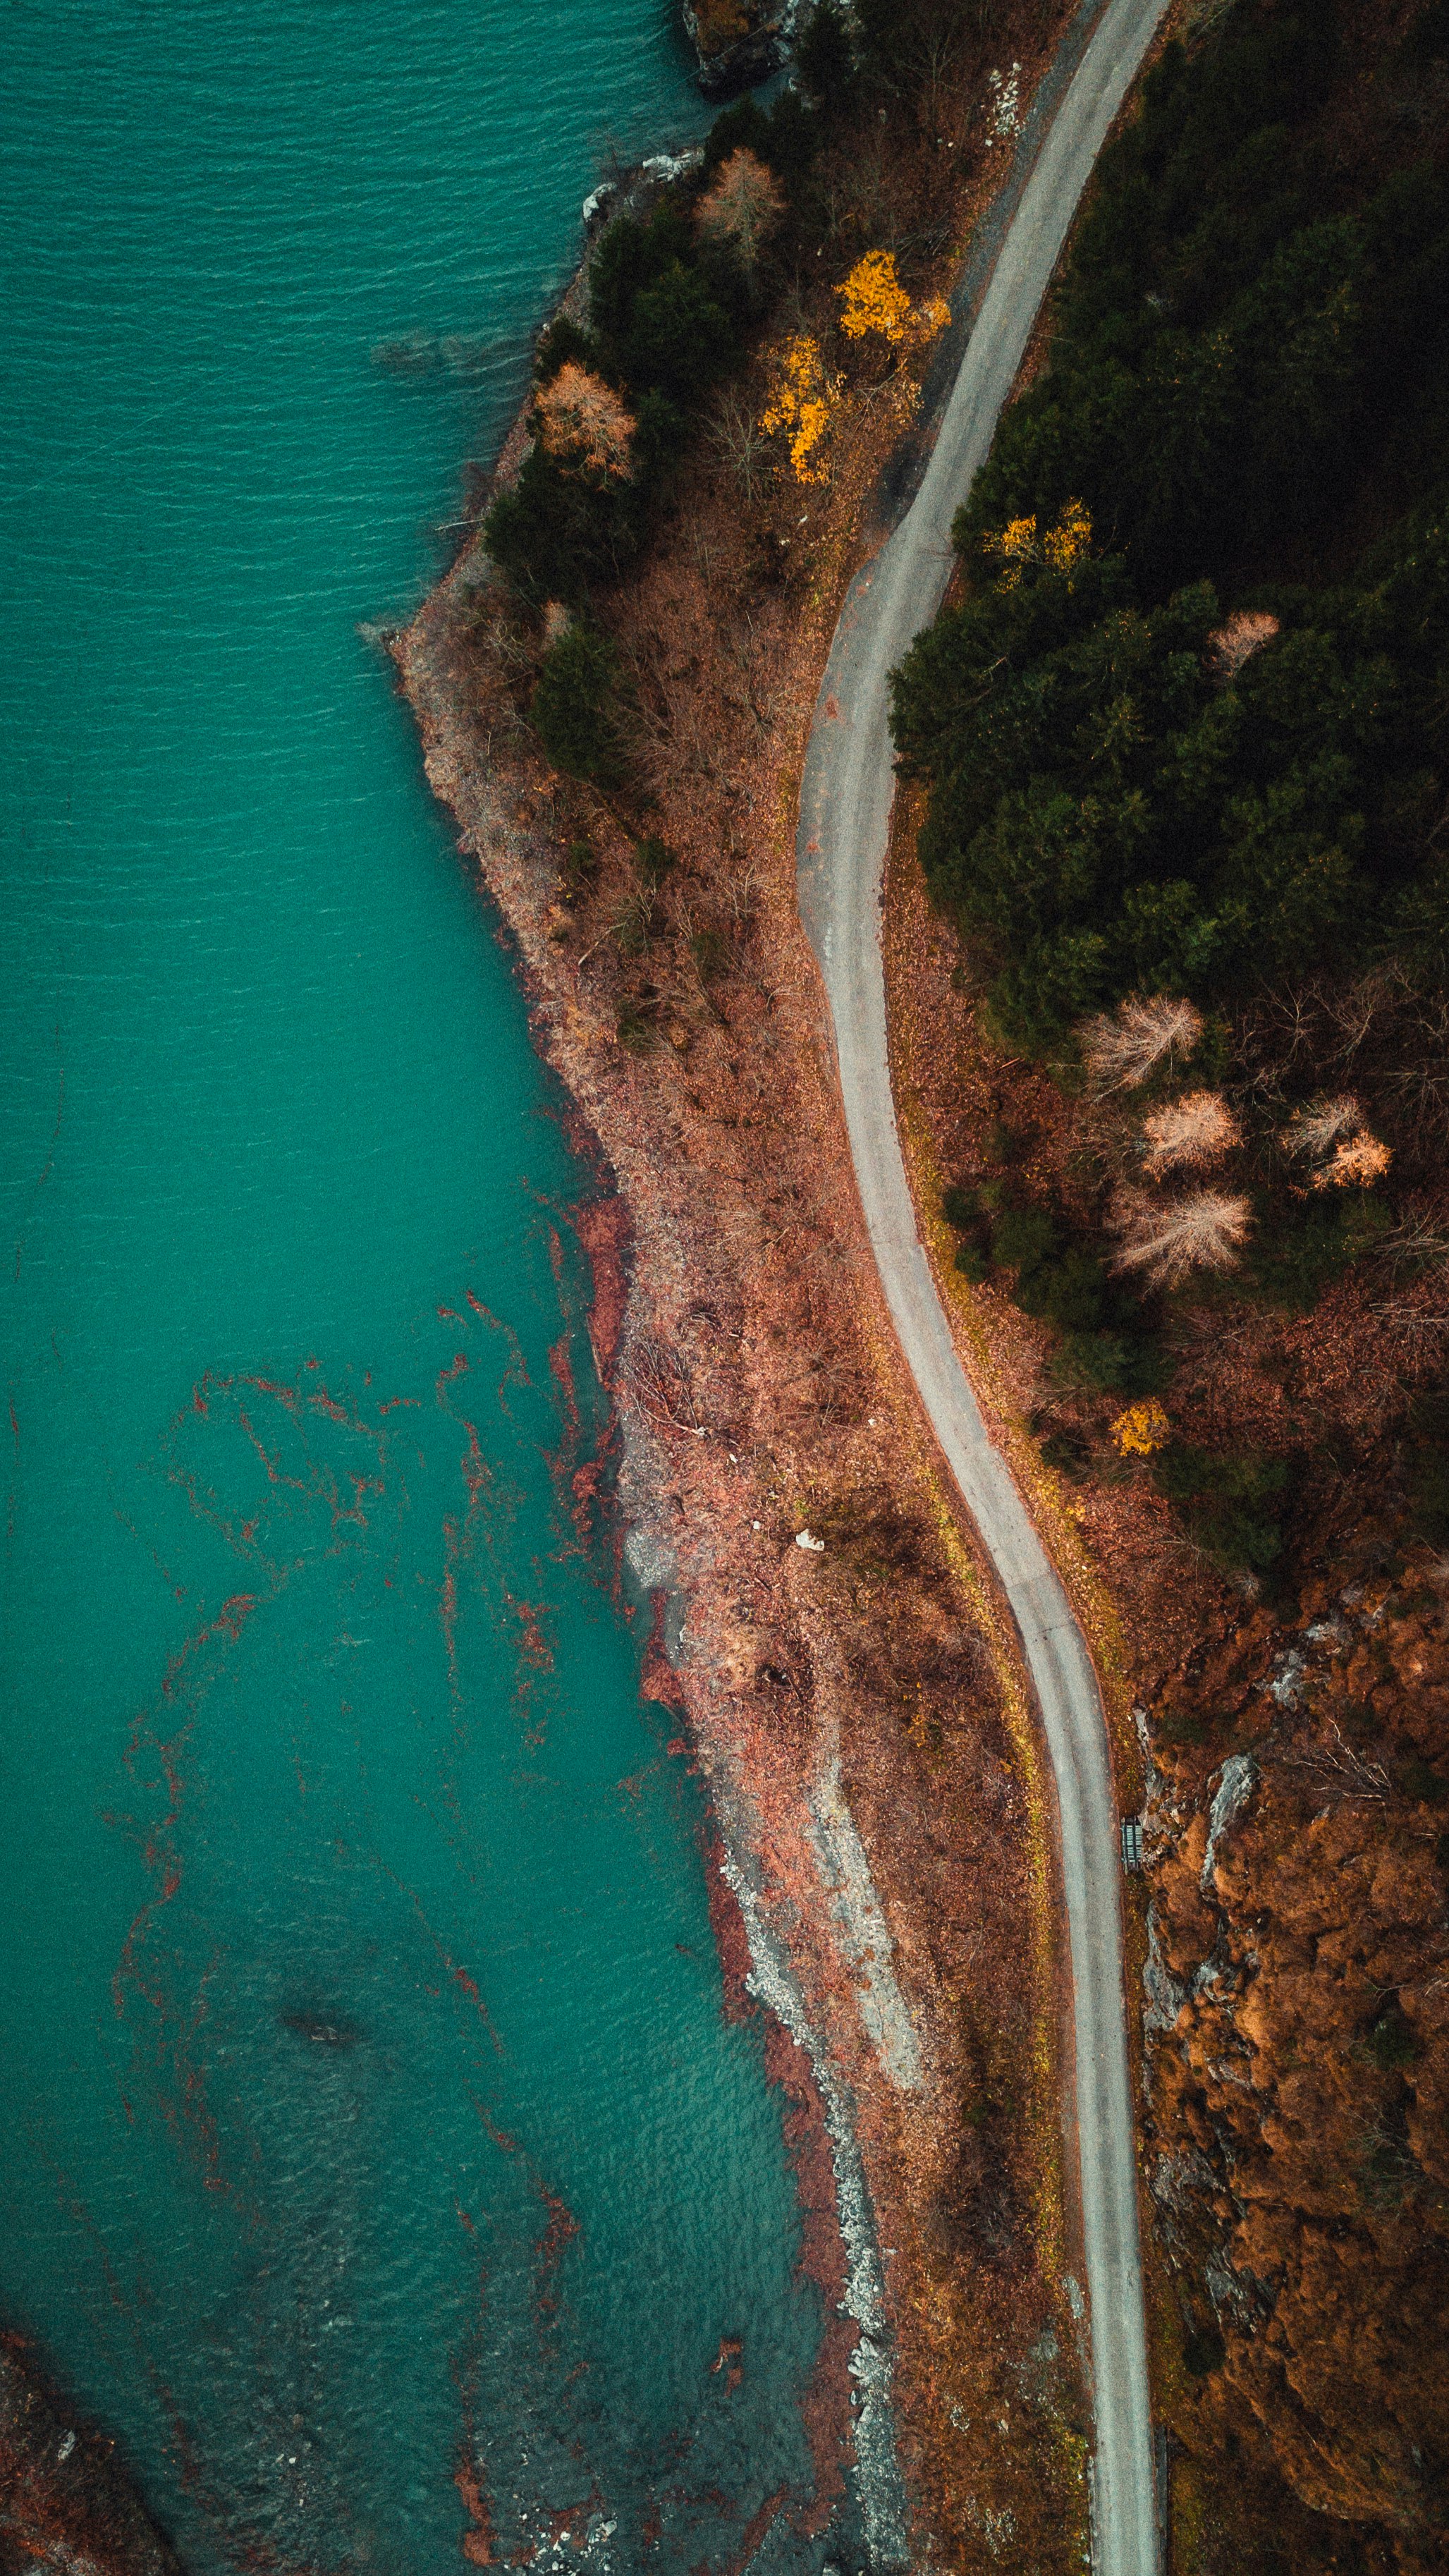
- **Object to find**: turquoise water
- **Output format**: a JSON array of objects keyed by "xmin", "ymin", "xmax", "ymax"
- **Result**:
[{"xmin": 0, "ymin": 8, "xmax": 840, "ymax": 2569}]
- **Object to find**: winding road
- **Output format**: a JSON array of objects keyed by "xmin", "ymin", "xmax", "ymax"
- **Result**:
[{"xmin": 795, "ymin": 4, "xmax": 1170, "ymax": 2571}]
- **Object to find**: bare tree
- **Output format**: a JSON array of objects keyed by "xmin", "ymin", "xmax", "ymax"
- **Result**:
[
  {"xmin": 1380, "ymin": 1203, "xmax": 1449, "ymax": 1275},
  {"xmin": 1111, "ymin": 1188, "xmax": 1252, "ymax": 1288},
  {"xmin": 1080, "ymin": 996, "xmax": 1204, "ymax": 1094},
  {"xmin": 1278, "ymin": 1721, "xmax": 1390, "ymax": 1807},
  {"xmin": 1142, "ymin": 1089, "xmax": 1240, "ymax": 1180},
  {"xmin": 1281, "ymin": 1094, "xmax": 1363, "ymax": 1163},
  {"xmin": 707, "ymin": 388, "xmax": 772, "ymax": 504}
]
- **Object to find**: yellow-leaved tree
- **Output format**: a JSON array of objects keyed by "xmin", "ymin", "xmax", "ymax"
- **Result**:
[
  {"xmin": 836, "ymin": 250, "xmax": 949, "ymax": 350},
  {"xmin": 759, "ymin": 335, "xmax": 840, "ymax": 484},
  {"xmin": 1111, "ymin": 1399, "xmax": 1170, "ymax": 1458},
  {"xmin": 984, "ymin": 496, "xmax": 1092, "ymax": 588},
  {"xmin": 838, "ymin": 248, "xmax": 915, "ymax": 344},
  {"xmin": 761, "ymin": 254, "xmax": 950, "ymax": 485}
]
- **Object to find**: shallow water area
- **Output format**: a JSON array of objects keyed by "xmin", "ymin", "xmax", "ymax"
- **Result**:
[{"xmin": 0, "ymin": 6, "xmax": 841, "ymax": 2567}]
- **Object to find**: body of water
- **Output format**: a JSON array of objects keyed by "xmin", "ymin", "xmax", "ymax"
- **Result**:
[{"xmin": 0, "ymin": 6, "xmax": 843, "ymax": 2567}]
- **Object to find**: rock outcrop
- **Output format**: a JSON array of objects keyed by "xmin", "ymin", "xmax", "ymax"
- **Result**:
[
  {"xmin": 1142, "ymin": 1576, "xmax": 1449, "ymax": 2568},
  {"xmin": 682, "ymin": 0, "xmax": 793, "ymax": 99}
]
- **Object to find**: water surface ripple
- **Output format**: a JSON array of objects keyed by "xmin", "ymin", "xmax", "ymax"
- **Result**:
[{"xmin": 0, "ymin": 7, "xmax": 835, "ymax": 2568}]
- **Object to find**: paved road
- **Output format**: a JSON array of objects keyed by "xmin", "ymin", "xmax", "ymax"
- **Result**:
[{"xmin": 796, "ymin": 6, "xmax": 1170, "ymax": 2572}]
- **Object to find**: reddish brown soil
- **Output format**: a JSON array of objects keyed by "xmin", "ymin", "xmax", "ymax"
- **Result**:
[{"xmin": 1144, "ymin": 1574, "xmax": 1449, "ymax": 2576}]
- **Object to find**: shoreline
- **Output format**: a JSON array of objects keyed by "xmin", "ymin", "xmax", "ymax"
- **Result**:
[
  {"xmin": 393, "ymin": 553, "xmax": 915, "ymax": 2548},
  {"xmin": 391, "ymin": 23, "xmax": 1104, "ymax": 2555}
]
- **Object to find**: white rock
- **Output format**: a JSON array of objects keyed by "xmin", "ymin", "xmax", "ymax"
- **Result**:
[
  {"xmin": 1201, "ymin": 1753, "xmax": 1257, "ymax": 1889},
  {"xmin": 640, "ymin": 147, "xmax": 704, "ymax": 184},
  {"xmin": 795, "ymin": 1528, "xmax": 826, "ymax": 1552}
]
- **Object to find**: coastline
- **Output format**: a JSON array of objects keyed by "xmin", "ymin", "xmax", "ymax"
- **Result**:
[
  {"xmin": 0, "ymin": 2336, "xmax": 183, "ymax": 2576},
  {"xmin": 392, "ymin": 510, "xmax": 924, "ymax": 2559},
  {"xmin": 391, "ymin": 31, "xmax": 1103, "ymax": 2553}
]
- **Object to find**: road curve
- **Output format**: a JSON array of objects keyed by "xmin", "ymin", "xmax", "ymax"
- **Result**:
[{"xmin": 795, "ymin": 5, "xmax": 1170, "ymax": 2572}]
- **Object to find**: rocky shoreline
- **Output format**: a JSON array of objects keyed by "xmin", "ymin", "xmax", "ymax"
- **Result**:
[
  {"xmin": 0, "ymin": 2336, "xmax": 183, "ymax": 2576},
  {"xmin": 388, "ymin": 44, "xmax": 1099, "ymax": 2547},
  {"xmin": 680, "ymin": 0, "xmax": 797, "ymax": 98},
  {"xmin": 391, "ymin": 518, "xmax": 927, "ymax": 2559}
]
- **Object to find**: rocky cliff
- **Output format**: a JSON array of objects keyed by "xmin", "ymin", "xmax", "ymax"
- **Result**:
[{"xmin": 1143, "ymin": 1553, "xmax": 1449, "ymax": 2571}]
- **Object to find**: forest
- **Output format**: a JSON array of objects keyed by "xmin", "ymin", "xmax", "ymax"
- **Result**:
[
  {"xmin": 892, "ymin": 0, "xmax": 1449, "ymax": 1054},
  {"xmin": 891, "ymin": 0, "xmax": 1449, "ymax": 1579}
]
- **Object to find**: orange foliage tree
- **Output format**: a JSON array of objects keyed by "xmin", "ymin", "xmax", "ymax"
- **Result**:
[
  {"xmin": 1281, "ymin": 1094, "xmax": 1392, "ymax": 1190},
  {"xmin": 535, "ymin": 362, "xmax": 635, "ymax": 479},
  {"xmin": 695, "ymin": 147, "xmax": 784, "ymax": 281},
  {"xmin": 1142, "ymin": 1089, "xmax": 1241, "ymax": 1180}
]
